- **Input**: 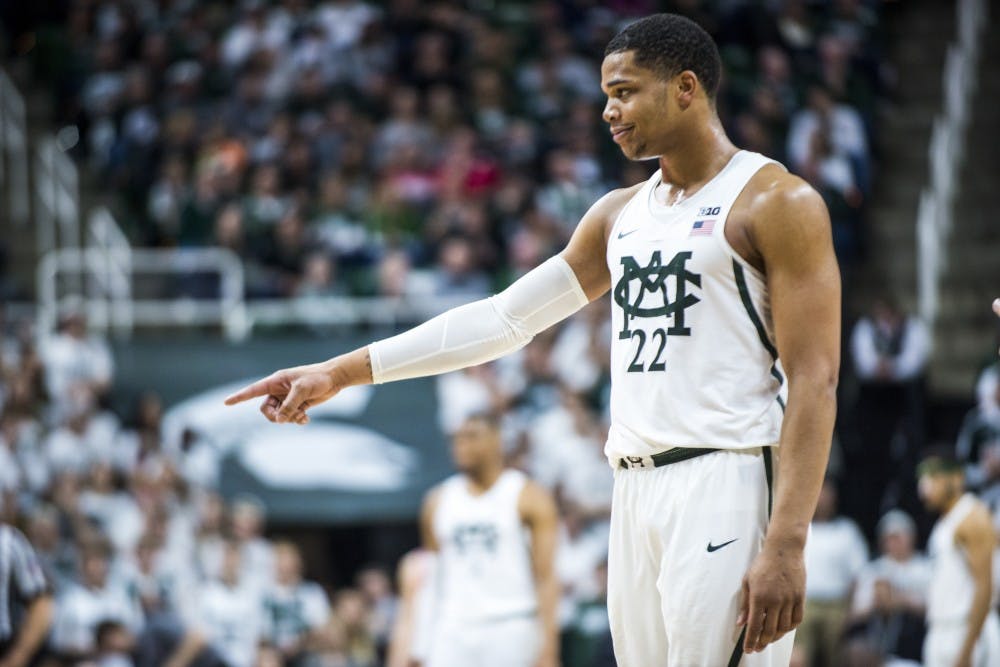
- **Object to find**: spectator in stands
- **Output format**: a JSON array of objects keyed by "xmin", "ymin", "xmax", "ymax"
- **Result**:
[
  {"xmin": 560, "ymin": 560, "xmax": 615, "ymax": 667},
  {"xmin": 229, "ymin": 495, "xmax": 274, "ymax": 591},
  {"xmin": 79, "ymin": 460, "xmax": 144, "ymax": 556},
  {"xmin": 24, "ymin": 504, "xmax": 77, "ymax": 593},
  {"xmin": 194, "ymin": 539, "xmax": 264, "ymax": 667},
  {"xmin": 536, "ymin": 149, "xmax": 605, "ymax": 239},
  {"xmin": 957, "ymin": 371, "xmax": 1000, "ymax": 513},
  {"xmin": 801, "ymin": 122, "xmax": 864, "ymax": 264},
  {"xmin": 93, "ymin": 620, "xmax": 135, "ymax": 667},
  {"xmin": 555, "ymin": 501, "xmax": 609, "ymax": 629},
  {"xmin": 193, "ymin": 493, "xmax": 227, "ymax": 583},
  {"xmin": 787, "ymin": 85, "xmax": 868, "ymax": 178},
  {"xmin": 798, "ymin": 478, "xmax": 869, "ymax": 667},
  {"xmin": 356, "ymin": 565, "xmax": 397, "ymax": 661},
  {"xmin": 256, "ymin": 206, "xmax": 312, "ymax": 297},
  {"xmin": 849, "ymin": 296, "xmax": 930, "ymax": 537},
  {"xmin": 262, "ymin": 541, "xmax": 330, "ymax": 664},
  {"xmin": 844, "ymin": 509, "xmax": 930, "ymax": 664},
  {"xmin": 51, "ymin": 540, "xmax": 141, "ymax": 662},
  {"xmin": 39, "ymin": 307, "xmax": 113, "ymax": 409},
  {"xmin": 325, "ymin": 588, "xmax": 378, "ymax": 667},
  {"xmin": 430, "ymin": 235, "xmax": 492, "ymax": 300}
]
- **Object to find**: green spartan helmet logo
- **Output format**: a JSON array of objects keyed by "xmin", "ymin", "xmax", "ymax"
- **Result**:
[{"xmin": 613, "ymin": 251, "xmax": 702, "ymax": 339}]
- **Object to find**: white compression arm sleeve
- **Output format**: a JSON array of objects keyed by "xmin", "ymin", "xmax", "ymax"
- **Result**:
[{"xmin": 369, "ymin": 255, "xmax": 589, "ymax": 384}]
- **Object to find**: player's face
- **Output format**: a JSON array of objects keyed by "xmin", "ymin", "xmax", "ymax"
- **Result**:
[
  {"xmin": 451, "ymin": 419, "xmax": 500, "ymax": 472},
  {"xmin": 601, "ymin": 51, "xmax": 675, "ymax": 161},
  {"xmin": 917, "ymin": 471, "xmax": 958, "ymax": 511}
]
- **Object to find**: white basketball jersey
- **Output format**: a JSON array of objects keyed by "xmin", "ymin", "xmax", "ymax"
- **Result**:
[
  {"xmin": 605, "ymin": 150, "xmax": 788, "ymax": 463},
  {"xmin": 433, "ymin": 469, "xmax": 536, "ymax": 624},
  {"xmin": 927, "ymin": 493, "xmax": 985, "ymax": 624}
]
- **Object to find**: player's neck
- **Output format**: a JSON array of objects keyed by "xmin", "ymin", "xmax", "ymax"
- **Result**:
[
  {"xmin": 940, "ymin": 492, "xmax": 964, "ymax": 515},
  {"xmin": 466, "ymin": 465, "xmax": 504, "ymax": 494},
  {"xmin": 657, "ymin": 118, "xmax": 737, "ymax": 193}
]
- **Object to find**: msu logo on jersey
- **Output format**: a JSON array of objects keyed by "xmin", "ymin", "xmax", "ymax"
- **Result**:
[
  {"xmin": 452, "ymin": 522, "xmax": 500, "ymax": 555},
  {"xmin": 613, "ymin": 250, "xmax": 702, "ymax": 339},
  {"xmin": 612, "ymin": 250, "xmax": 702, "ymax": 374}
]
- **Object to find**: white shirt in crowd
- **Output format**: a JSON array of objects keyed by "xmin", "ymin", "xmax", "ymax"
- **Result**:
[
  {"xmin": 39, "ymin": 332, "xmax": 113, "ymax": 401},
  {"xmin": 51, "ymin": 582, "xmax": 141, "ymax": 654},
  {"xmin": 195, "ymin": 579, "xmax": 265, "ymax": 667},
  {"xmin": 556, "ymin": 521, "xmax": 609, "ymax": 626},
  {"xmin": 805, "ymin": 516, "xmax": 869, "ymax": 601},
  {"xmin": 263, "ymin": 581, "xmax": 331, "ymax": 651},
  {"xmin": 851, "ymin": 553, "xmax": 933, "ymax": 616},
  {"xmin": 787, "ymin": 103, "xmax": 868, "ymax": 171},
  {"xmin": 851, "ymin": 316, "xmax": 930, "ymax": 382}
]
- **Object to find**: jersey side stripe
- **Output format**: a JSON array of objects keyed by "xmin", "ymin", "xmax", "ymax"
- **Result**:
[{"xmin": 733, "ymin": 260, "xmax": 786, "ymax": 414}]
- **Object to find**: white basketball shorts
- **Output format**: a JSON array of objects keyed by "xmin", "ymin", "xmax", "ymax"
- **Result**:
[
  {"xmin": 426, "ymin": 614, "xmax": 539, "ymax": 667},
  {"xmin": 924, "ymin": 611, "xmax": 1000, "ymax": 667},
  {"xmin": 607, "ymin": 447, "xmax": 795, "ymax": 666}
]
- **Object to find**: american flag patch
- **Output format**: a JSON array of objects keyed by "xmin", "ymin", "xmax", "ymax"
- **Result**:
[{"xmin": 689, "ymin": 219, "xmax": 715, "ymax": 237}]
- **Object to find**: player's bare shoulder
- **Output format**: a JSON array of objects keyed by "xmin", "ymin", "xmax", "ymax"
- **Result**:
[
  {"xmin": 517, "ymin": 478, "xmax": 558, "ymax": 531},
  {"xmin": 593, "ymin": 182, "xmax": 646, "ymax": 242},
  {"xmin": 728, "ymin": 164, "xmax": 832, "ymax": 271},
  {"xmin": 562, "ymin": 182, "xmax": 645, "ymax": 300}
]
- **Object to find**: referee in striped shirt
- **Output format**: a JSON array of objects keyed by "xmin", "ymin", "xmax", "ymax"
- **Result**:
[{"xmin": 0, "ymin": 523, "xmax": 53, "ymax": 667}]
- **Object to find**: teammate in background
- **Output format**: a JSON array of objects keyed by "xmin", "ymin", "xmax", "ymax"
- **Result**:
[
  {"xmin": 385, "ymin": 548, "xmax": 435, "ymax": 667},
  {"xmin": 918, "ymin": 450, "xmax": 1000, "ymax": 667},
  {"xmin": 414, "ymin": 413, "xmax": 559, "ymax": 667},
  {"xmin": 227, "ymin": 13, "xmax": 840, "ymax": 664}
]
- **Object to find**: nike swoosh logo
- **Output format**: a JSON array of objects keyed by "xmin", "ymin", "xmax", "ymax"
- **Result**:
[
  {"xmin": 706, "ymin": 538, "xmax": 738, "ymax": 553},
  {"xmin": 617, "ymin": 228, "xmax": 639, "ymax": 239}
]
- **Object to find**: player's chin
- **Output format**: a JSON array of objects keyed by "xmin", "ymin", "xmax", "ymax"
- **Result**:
[{"xmin": 620, "ymin": 142, "xmax": 652, "ymax": 161}]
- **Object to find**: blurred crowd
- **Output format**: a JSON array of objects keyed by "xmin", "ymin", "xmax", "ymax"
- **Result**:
[
  {"xmin": 24, "ymin": 0, "xmax": 888, "ymax": 302},
  {"xmin": 13, "ymin": 1, "xmax": 1000, "ymax": 667},
  {"xmin": 0, "ymin": 305, "xmax": 404, "ymax": 667}
]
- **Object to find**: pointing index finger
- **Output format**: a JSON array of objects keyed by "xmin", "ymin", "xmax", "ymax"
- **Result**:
[{"xmin": 224, "ymin": 378, "xmax": 271, "ymax": 405}]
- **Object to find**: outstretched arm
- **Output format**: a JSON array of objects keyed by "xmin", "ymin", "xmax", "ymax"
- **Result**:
[
  {"xmin": 225, "ymin": 187, "xmax": 627, "ymax": 423},
  {"xmin": 738, "ymin": 173, "xmax": 841, "ymax": 654}
]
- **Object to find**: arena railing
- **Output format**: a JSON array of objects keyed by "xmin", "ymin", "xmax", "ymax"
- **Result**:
[
  {"xmin": 0, "ymin": 67, "xmax": 29, "ymax": 226},
  {"xmin": 35, "ymin": 135, "xmax": 80, "ymax": 260},
  {"xmin": 916, "ymin": 0, "xmax": 986, "ymax": 327},
  {"xmin": 38, "ymin": 207, "xmax": 250, "ymax": 341}
]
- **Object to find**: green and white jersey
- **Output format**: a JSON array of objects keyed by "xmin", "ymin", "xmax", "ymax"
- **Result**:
[
  {"xmin": 433, "ymin": 470, "xmax": 536, "ymax": 624},
  {"xmin": 605, "ymin": 150, "xmax": 788, "ymax": 464}
]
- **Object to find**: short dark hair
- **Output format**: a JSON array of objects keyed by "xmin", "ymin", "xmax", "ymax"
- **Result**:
[
  {"xmin": 605, "ymin": 14, "xmax": 722, "ymax": 100},
  {"xmin": 464, "ymin": 410, "xmax": 501, "ymax": 431},
  {"xmin": 917, "ymin": 444, "xmax": 963, "ymax": 477}
]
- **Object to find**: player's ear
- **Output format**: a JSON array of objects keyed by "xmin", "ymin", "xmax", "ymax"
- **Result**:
[{"xmin": 676, "ymin": 71, "xmax": 698, "ymax": 110}]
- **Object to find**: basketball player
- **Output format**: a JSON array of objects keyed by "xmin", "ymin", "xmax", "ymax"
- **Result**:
[
  {"xmin": 917, "ymin": 451, "xmax": 1000, "ymax": 667},
  {"xmin": 226, "ymin": 14, "xmax": 840, "ymax": 665},
  {"xmin": 409, "ymin": 413, "xmax": 558, "ymax": 667}
]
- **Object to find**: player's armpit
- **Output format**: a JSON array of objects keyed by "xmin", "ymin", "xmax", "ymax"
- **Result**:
[{"xmin": 559, "ymin": 184, "xmax": 641, "ymax": 301}]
